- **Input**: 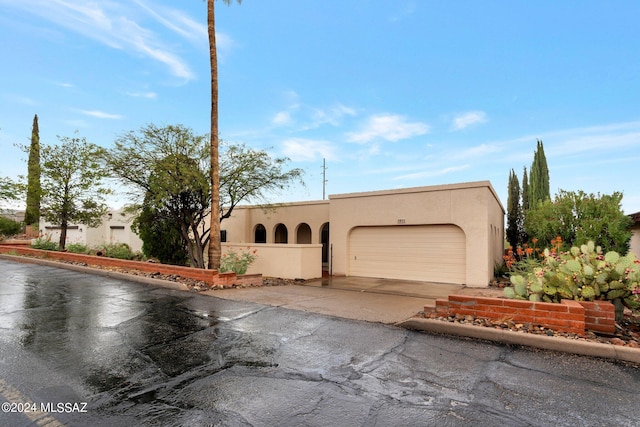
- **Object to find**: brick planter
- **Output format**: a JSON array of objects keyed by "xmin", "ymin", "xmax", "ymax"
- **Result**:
[
  {"xmin": 428, "ymin": 295, "xmax": 615, "ymax": 336},
  {"xmin": 0, "ymin": 245, "xmax": 262, "ymax": 288}
]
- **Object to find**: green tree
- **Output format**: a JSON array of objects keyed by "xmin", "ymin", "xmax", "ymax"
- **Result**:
[
  {"xmin": 520, "ymin": 166, "xmax": 529, "ymax": 243},
  {"xmin": 528, "ymin": 139, "xmax": 550, "ymax": 208},
  {"xmin": 524, "ymin": 190, "xmax": 633, "ymax": 254},
  {"xmin": 24, "ymin": 114, "xmax": 41, "ymax": 225},
  {"xmin": 106, "ymin": 123, "xmax": 303, "ymax": 268},
  {"xmin": 208, "ymin": 0, "xmax": 242, "ymax": 270},
  {"xmin": 106, "ymin": 124, "xmax": 211, "ymax": 267},
  {"xmin": 521, "ymin": 166, "xmax": 529, "ymax": 211},
  {"xmin": 0, "ymin": 176, "xmax": 21, "ymax": 205},
  {"xmin": 506, "ymin": 169, "xmax": 521, "ymax": 250},
  {"xmin": 131, "ymin": 193, "xmax": 189, "ymax": 265},
  {"xmin": 220, "ymin": 143, "xmax": 303, "ymax": 221},
  {"xmin": 40, "ymin": 134, "xmax": 111, "ymax": 249}
]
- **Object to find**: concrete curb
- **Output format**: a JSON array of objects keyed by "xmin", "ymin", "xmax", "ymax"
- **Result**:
[
  {"xmin": 0, "ymin": 254, "xmax": 190, "ymax": 292},
  {"xmin": 398, "ymin": 317, "xmax": 640, "ymax": 364}
]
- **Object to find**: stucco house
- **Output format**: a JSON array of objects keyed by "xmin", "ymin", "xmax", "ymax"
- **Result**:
[
  {"xmin": 222, "ymin": 180, "xmax": 505, "ymax": 288},
  {"xmin": 35, "ymin": 180, "xmax": 505, "ymax": 288},
  {"xmin": 39, "ymin": 209, "xmax": 143, "ymax": 253}
]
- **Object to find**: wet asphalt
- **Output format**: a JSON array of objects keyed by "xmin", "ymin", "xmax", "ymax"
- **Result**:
[{"xmin": 1, "ymin": 259, "xmax": 640, "ymax": 426}]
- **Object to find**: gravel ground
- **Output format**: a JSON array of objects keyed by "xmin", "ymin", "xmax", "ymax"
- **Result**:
[{"xmin": 420, "ymin": 304, "xmax": 640, "ymax": 349}]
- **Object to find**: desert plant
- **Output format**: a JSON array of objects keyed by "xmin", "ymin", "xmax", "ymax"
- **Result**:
[
  {"xmin": 31, "ymin": 235, "xmax": 59, "ymax": 251},
  {"xmin": 97, "ymin": 243, "xmax": 135, "ymax": 260},
  {"xmin": 0, "ymin": 216, "xmax": 22, "ymax": 236},
  {"xmin": 504, "ymin": 240, "xmax": 640, "ymax": 321},
  {"xmin": 66, "ymin": 243, "xmax": 89, "ymax": 254},
  {"xmin": 219, "ymin": 247, "xmax": 258, "ymax": 275}
]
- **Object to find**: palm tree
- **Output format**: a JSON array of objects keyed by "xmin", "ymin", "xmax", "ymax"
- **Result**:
[{"xmin": 207, "ymin": 0, "xmax": 241, "ymax": 270}]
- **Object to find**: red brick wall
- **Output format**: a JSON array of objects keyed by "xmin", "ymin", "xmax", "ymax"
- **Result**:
[
  {"xmin": 0, "ymin": 245, "xmax": 262, "ymax": 288},
  {"xmin": 429, "ymin": 295, "xmax": 615, "ymax": 336},
  {"xmin": 580, "ymin": 300, "xmax": 615, "ymax": 334}
]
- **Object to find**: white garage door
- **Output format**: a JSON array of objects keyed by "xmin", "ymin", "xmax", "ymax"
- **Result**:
[{"xmin": 348, "ymin": 225, "xmax": 466, "ymax": 284}]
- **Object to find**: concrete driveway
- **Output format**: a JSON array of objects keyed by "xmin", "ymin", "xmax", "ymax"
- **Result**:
[{"xmin": 205, "ymin": 276, "xmax": 502, "ymax": 324}]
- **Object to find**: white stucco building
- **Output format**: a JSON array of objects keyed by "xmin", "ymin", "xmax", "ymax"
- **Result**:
[{"xmin": 40, "ymin": 209, "xmax": 143, "ymax": 252}]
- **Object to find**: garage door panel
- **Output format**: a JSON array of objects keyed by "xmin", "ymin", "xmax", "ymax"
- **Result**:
[{"xmin": 349, "ymin": 225, "xmax": 466, "ymax": 284}]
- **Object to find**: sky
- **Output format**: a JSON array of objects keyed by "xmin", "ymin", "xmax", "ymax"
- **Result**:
[{"xmin": 0, "ymin": 0, "xmax": 639, "ymax": 214}]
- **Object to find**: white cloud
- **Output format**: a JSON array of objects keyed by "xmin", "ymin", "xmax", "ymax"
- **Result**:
[
  {"xmin": 451, "ymin": 111, "xmax": 488, "ymax": 131},
  {"xmin": 81, "ymin": 110, "xmax": 123, "ymax": 119},
  {"xmin": 346, "ymin": 114, "xmax": 430, "ymax": 143},
  {"xmin": 126, "ymin": 91, "xmax": 157, "ymax": 99},
  {"xmin": 2, "ymin": 0, "xmax": 197, "ymax": 80},
  {"xmin": 272, "ymin": 111, "xmax": 293, "ymax": 126},
  {"xmin": 282, "ymin": 138, "xmax": 336, "ymax": 162},
  {"xmin": 133, "ymin": 0, "xmax": 207, "ymax": 45},
  {"xmin": 311, "ymin": 103, "xmax": 356, "ymax": 127}
]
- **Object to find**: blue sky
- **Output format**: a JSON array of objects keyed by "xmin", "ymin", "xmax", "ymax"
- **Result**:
[{"xmin": 1, "ymin": 0, "xmax": 639, "ymax": 214}]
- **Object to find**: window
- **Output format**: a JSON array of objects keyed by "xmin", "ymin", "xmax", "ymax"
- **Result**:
[
  {"xmin": 254, "ymin": 224, "xmax": 266, "ymax": 243},
  {"xmin": 274, "ymin": 223, "xmax": 288, "ymax": 244}
]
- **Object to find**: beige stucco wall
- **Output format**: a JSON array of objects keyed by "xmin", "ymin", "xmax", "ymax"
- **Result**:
[
  {"xmin": 220, "ymin": 181, "xmax": 504, "ymax": 287},
  {"xmin": 222, "ymin": 242, "xmax": 322, "ymax": 279},
  {"xmin": 221, "ymin": 201, "xmax": 330, "ymax": 245},
  {"xmin": 329, "ymin": 181, "xmax": 504, "ymax": 287}
]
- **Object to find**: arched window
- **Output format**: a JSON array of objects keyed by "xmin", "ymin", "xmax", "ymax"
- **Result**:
[
  {"xmin": 254, "ymin": 224, "xmax": 266, "ymax": 243},
  {"xmin": 296, "ymin": 223, "xmax": 312, "ymax": 244},
  {"xmin": 274, "ymin": 223, "xmax": 288, "ymax": 244}
]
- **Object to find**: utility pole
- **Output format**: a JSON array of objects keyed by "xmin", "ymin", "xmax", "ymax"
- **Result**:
[{"xmin": 321, "ymin": 158, "xmax": 328, "ymax": 200}]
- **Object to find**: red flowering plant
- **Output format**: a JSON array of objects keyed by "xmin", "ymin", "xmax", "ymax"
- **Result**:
[
  {"xmin": 504, "ymin": 237, "xmax": 543, "ymax": 277},
  {"xmin": 220, "ymin": 246, "xmax": 258, "ymax": 275}
]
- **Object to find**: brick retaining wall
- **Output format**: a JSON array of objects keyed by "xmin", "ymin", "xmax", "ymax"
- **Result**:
[
  {"xmin": 0, "ymin": 245, "xmax": 262, "ymax": 288},
  {"xmin": 428, "ymin": 295, "xmax": 615, "ymax": 336}
]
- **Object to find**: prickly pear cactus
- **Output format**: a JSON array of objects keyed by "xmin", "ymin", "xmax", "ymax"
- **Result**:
[{"xmin": 503, "ymin": 241, "xmax": 640, "ymax": 313}]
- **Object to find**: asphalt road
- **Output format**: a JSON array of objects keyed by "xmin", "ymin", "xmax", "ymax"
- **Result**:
[{"xmin": 1, "ymin": 259, "xmax": 640, "ymax": 426}]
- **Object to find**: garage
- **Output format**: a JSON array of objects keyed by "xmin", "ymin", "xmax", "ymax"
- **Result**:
[{"xmin": 348, "ymin": 224, "xmax": 466, "ymax": 284}]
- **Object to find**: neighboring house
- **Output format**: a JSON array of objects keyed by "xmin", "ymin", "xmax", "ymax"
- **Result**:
[
  {"xmin": 630, "ymin": 211, "xmax": 640, "ymax": 257},
  {"xmin": 222, "ymin": 181, "xmax": 505, "ymax": 288},
  {"xmin": 0, "ymin": 210, "xmax": 25, "ymax": 223},
  {"xmin": 40, "ymin": 209, "xmax": 143, "ymax": 252}
]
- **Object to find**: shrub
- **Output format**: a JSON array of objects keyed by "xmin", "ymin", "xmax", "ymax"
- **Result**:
[
  {"xmin": 219, "ymin": 247, "xmax": 258, "ymax": 275},
  {"xmin": 66, "ymin": 243, "xmax": 89, "ymax": 254},
  {"xmin": 0, "ymin": 216, "xmax": 22, "ymax": 236},
  {"xmin": 97, "ymin": 243, "xmax": 134, "ymax": 260},
  {"xmin": 524, "ymin": 190, "xmax": 632, "ymax": 254},
  {"xmin": 31, "ymin": 235, "xmax": 59, "ymax": 251}
]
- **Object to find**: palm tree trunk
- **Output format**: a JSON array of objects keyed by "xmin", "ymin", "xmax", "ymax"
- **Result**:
[{"xmin": 207, "ymin": 0, "xmax": 222, "ymax": 270}]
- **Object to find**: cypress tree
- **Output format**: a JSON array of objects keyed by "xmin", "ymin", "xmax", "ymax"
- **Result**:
[
  {"xmin": 528, "ymin": 139, "xmax": 550, "ymax": 208},
  {"xmin": 520, "ymin": 167, "xmax": 529, "ymax": 244},
  {"xmin": 521, "ymin": 166, "xmax": 529, "ymax": 211},
  {"xmin": 24, "ymin": 114, "xmax": 41, "ymax": 226},
  {"xmin": 506, "ymin": 169, "xmax": 521, "ymax": 250}
]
